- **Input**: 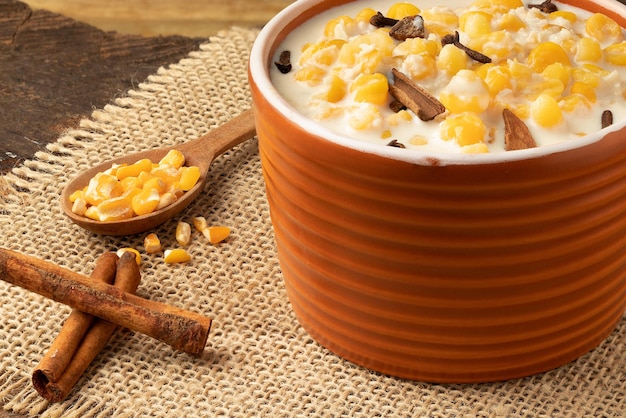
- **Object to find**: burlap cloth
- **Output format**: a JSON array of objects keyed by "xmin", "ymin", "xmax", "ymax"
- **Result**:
[{"xmin": 0, "ymin": 27, "xmax": 624, "ymax": 417}]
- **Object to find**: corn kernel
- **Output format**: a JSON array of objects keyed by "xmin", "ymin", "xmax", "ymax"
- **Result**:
[
  {"xmin": 440, "ymin": 112, "xmax": 487, "ymax": 146},
  {"xmin": 351, "ymin": 73, "xmax": 388, "ymax": 105},
  {"xmin": 97, "ymin": 196, "xmax": 134, "ymax": 221},
  {"xmin": 175, "ymin": 221, "xmax": 192, "ymax": 246},
  {"xmin": 527, "ymin": 42, "xmax": 571, "ymax": 73},
  {"xmin": 497, "ymin": 12, "xmax": 526, "ymax": 32},
  {"xmin": 387, "ymin": 110, "xmax": 413, "ymax": 126},
  {"xmin": 585, "ymin": 13, "xmax": 623, "ymax": 44},
  {"xmin": 437, "ymin": 44, "xmax": 469, "ymax": 76},
  {"xmin": 549, "ymin": 10, "xmax": 577, "ymax": 24},
  {"xmin": 531, "ymin": 93, "xmax": 562, "ymax": 127},
  {"xmin": 478, "ymin": 64, "xmax": 512, "ymax": 96},
  {"xmin": 386, "ymin": 2, "xmax": 421, "ymax": 20},
  {"xmin": 84, "ymin": 173, "xmax": 123, "ymax": 206},
  {"xmin": 156, "ymin": 192, "xmax": 178, "ymax": 210},
  {"xmin": 439, "ymin": 70, "xmax": 490, "ymax": 114},
  {"xmin": 525, "ymin": 78, "xmax": 565, "ymax": 101},
  {"xmin": 541, "ymin": 62, "xmax": 571, "ymax": 89},
  {"xmin": 470, "ymin": 30, "xmax": 517, "ymax": 64},
  {"xmin": 393, "ymin": 38, "xmax": 439, "ymax": 58},
  {"xmin": 131, "ymin": 188, "xmax": 161, "ymax": 216},
  {"xmin": 71, "ymin": 197, "xmax": 88, "ymax": 216},
  {"xmin": 403, "ymin": 53, "xmax": 437, "ymax": 80},
  {"xmin": 115, "ymin": 158, "xmax": 152, "ymax": 180},
  {"xmin": 151, "ymin": 164, "xmax": 180, "ymax": 187},
  {"xmin": 409, "ymin": 135, "xmax": 428, "ymax": 146},
  {"xmin": 178, "ymin": 166, "xmax": 201, "ymax": 191},
  {"xmin": 159, "ymin": 150, "xmax": 185, "ymax": 169},
  {"xmin": 471, "ymin": 0, "xmax": 522, "ymax": 12},
  {"xmin": 202, "ymin": 226, "xmax": 231, "ymax": 245},
  {"xmin": 461, "ymin": 143, "xmax": 490, "ymax": 154},
  {"xmin": 164, "ymin": 249, "xmax": 192, "ymax": 264},
  {"xmin": 299, "ymin": 39, "xmax": 344, "ymax": 67},
  {"xmin": 142, "ymin": 177, "xmax": 166, "ymax": 194},
  {"xmin": 193, "ymin": 216, "xmax": 208, "ymax": 232},
  {"xmin": 84, "ymin": 206, "xmax": 100, "ymax": 221},
  {"xmin": 560, "ymin": 94, "xmax": 591, "ymax": 112},
  {"xmin": 355, "ymin": 8, "xmax": 377, "ymax": 23},
  {"xmin": 117, "ymin": 248, "xmax": 141, "ymax": 265},
  {"xmin": 338, "ymin": 30, "xmax": 394, "ymax": 74},
  {"xmin": 459, "ymin": 11, "xmax": 492, "ymax": 38},
  {"xmin": 294, "ymin": 66, "xmax": 327, "ymax": 86},
  {"xmin": 144, "ymin": 233, "xmax": 162, "ymax": 254},
  {"xmin": 120, "ymin": 176, "xmax": 142, "ymax": 193},
  {"xmin": 421, "ymin": 7, "xmax": 459, "ymax": 29},
  {"xmin": 575, "ymin": 37, "xmax": 602, "ymax": 63},
  {"xmin": 319, "ymin": 74, "xmax": 347, "ymax": 103},
  {"xmin": 570, "ymin": 81, "xmax": 597, "ymax": 103},
  {"xmin": 324, "ymin": 15, "xmax": 354, "ymax": 38},
  {"xmin": 604, "ymin": 42, "xmax": 626, "ymax": 66}
]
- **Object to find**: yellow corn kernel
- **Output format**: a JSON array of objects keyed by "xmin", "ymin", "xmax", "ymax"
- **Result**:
[
  {"xmin": 193, "ymin": 216, "xmax": 208, "ymax": 232},
  {"xmin": 560, "ymin": 94, "xmax": 591, "ymax": 112},
  {"xmin": 117, "ymin": 248, "xmax": 141, "ymax": 265},
  {"xmin": 525, "ymin": 78, "xmax": 565, "ymax": 101},
  {"xmin": 549, "ymin": 10, "xmax": 577, "ymax": 24},
  {"xmin": 138, "ymin": 170, "xmax": 157, "ymax": 185},
  {"xmin": 585, "ymin": 13, "xmax": 623, "ymax": 44},
  {"xmin": 84, "ymin": 173, "xmax": 123, "ymax": 206},
  {"xmin": 471, "ymin": 30, "xmax": 517, "ymax": 64},
  {"xmin": 386, "ymin": 3, "xmax": 421, "ymax": 19},
  {"xmin": 119, "ymin": 176, "xmax": 142, "ymax": 193},
  {"xmin": 393, "ymin": 38, "xmax": 440, "ymax": 58},
  {"xmin": 531, "ymin": 93, "xmax": 562, "ymax": 127},
  {"xmin": 541, "ymin": 62, "xmax": 571, "ymax": 89},
  {"xmin": 604, "ymin": 42, "xmax": 626, "ymax": 66},
  {"xmin": 570, "ymin": 81, "xmax": 597, "ymax": 103},
  {"xmin": 527, "ymin": 42, "xmax": 571, "ymax": 73},
  {"xmin": 461, "ymin": 143, "xmax": 490, "ymax": 154},
  {"xmin": 387, "ymin": 110, "xmax": 412, "ymax": 126},
  {"xmin": 324, "ymin": 15, "xmax": 354, "ymax": 38},
  {"xmin": 294, "ymin": 66, "xmax": 326, "ymax": 86},
  {"xmin": 202, "ymin": 226, "xmax": 231, "ymax": 245},
  {"xmin": 131, "ymin": 187, "xmax": 160, "ymax": 216},
  {"xmin": 471, "ymin": 0, "xmax": 523, "ymax": 11},
  {"xmin": 71, "ymin": 197, "xmax": 88, "ymax": 216},
  {"xmin": 144, "ymin": 233, "xmax": 162, "ymax": 254},
  {"xmin": 355, "ymin": 8, "xmax": 377, "ymax": 23},
  {"xmin": 84, "ymin": 206, "xmax": 100, "ymax": 221},
  {"xmin": 571, "ymin": 66, "xmax": 602, "ymax": 88},
  {"xmin": 497, "ymin": 12, "xmax": 526, "ymax": 32},
  {"xmin": 97, "ymin": 196, "xmax": 134, "ymax": 221},
  {"xmin": 320, "ymin": 74, "xmax": 347, "ymax": 103},
  {"xmin": 338, "ymin": 30, "xmax": 394, "ymax": 74},
  {"xmin": 421, "ymin": 7, "xmax": 459, "ymax": 29},
  {"xmin": 159, "ymin": 149, "xmax": 185, "ymax": 169},
  {"xmin": 437, "ymin": 44, "xmax": 469, "ymax": 76},
  {"xmin": 164, "ymin": 248, "xmax": 192, "ymax": 264},
  {"xmin": 142, "ymin": 177, "xmax": 166, "ymax": 194},
  {"xmin": 69, "ymin": 189, "xmax": 85, "ymax": 203},
  {"xmin": 575, "ymin": 37, "xmax": 602, "ymax": 63},
  {"xmin": 115, "ymin": 158, "xmax": 152, "ymax": 180},
  {"xmin": 151, "ymin": 164, "xmax": 180, "ymax": 187},
  {"xmin": 440, "ymin": 112, "xmax": 487, "ymax": 147},
  {"xmin": 350, "ymin": 73, "xmax": 389, "ymax": 105},
  {"xmin": 439, "ymin": 70, "xmax": 490, "ymax": 114},
  {"xmin": 507, "ymin": 61, "xmax": 533, "ymax": 82},
  {"xmin": 508, "ymin": 104, "xmax": 530, "ymax": 120},
  {"xmin": 178, "ymin": 166, "xmax": 201, "ymax": 191},
  {"xmin": 409, "ymin": 135, "xmax": 428, "ymax": 146},
  {"xmin": 459, "ymin": 11, "xmax": 492, "ymax": 38},
  {"xmin": 478, "ymin": 64, "xmax": 512, "ymax": 97},
  {"xmin": 348, "ymin": 104, "xmax": 383, "ymax": 130},
  {"xmin": 381, "ymin": 130, "xmax": 392, "ymax": 139},
  {"xmin": 156, "ymin": 192, "xmax": 177, "ymax": 210},
  {"xmin": 175, "ymin": 221, "xmax": 192, "ymax": 246},
  {"xmin": 299, "ymin": 39, "xmax": 344, "ymax": 67}
]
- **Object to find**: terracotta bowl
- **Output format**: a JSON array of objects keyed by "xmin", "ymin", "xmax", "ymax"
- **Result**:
[{"xmin": 248, "ymin": 0, "xmax": 626, "ymax": 382}]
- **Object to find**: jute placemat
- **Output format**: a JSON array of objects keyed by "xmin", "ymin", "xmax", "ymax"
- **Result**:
[{"xmin": 0, "ymin": 27, "xmax": 624, "ymax": 417}]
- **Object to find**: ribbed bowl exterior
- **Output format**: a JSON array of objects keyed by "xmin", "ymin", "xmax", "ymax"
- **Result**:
[{"xmin": 249, "ymin": 0, "xmax": 626, "ymax": 382}]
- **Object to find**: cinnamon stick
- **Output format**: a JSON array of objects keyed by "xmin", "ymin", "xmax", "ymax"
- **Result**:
[
  {"xmin": 32, "ymin": 252, "xmax": 118, "ymax": 389},
  {"xmin": 33, "ymin": 252, "xmax": 142, "ymax": 402},
  {"xmin": 0, "ymin": 248, "xmax": 211, "ymax": 354},
  {"xmin": 503, "ymin": 108, "xmax": 537, "ymax": 150},
  {"xmin": 389, "ymin": 68, "xmax": 446, "ymax": 121}
]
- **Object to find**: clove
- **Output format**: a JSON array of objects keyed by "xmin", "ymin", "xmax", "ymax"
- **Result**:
[
  {"xmin": 274, "ymin": 50, "xmax": 292, "ymax": 74},
  {"xmin": 528, "ymin": 0, "xmax": 558, "ymax": 13},
  {"xmin": 441, "ymin": 32, "xmax": 492, "ymax": 64},
  {"xmin": 602, "ymin": 110, "xmax": 613, "ymax": 129},
  {"xmin": 370, "ymin": 11, "xmax": 399, "ymax": 28}
]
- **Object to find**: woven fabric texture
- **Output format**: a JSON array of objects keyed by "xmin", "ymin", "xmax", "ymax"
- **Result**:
[{"xmin": 0, "ymin": 28, "xmax": 625, "ymax": 418}]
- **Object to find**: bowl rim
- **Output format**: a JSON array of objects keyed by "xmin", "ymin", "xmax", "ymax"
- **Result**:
[{"xmin": 249, "ymin": 0, "xmax": 626, "ymax": 166}]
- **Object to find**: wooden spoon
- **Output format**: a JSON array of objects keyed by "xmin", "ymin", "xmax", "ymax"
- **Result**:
[{"xmin": 61, "ymin": 108, "xmax": 256, "ymax": 235}]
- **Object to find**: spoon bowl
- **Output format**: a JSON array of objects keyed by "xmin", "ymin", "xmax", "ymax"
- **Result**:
[{"xmin": 61, "ymin": 108, "xmax": 256, "ymax": 235}]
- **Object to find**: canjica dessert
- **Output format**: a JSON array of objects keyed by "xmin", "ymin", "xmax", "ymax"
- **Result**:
[{"xmin": 271, "ymin": 0, "xmax": 626, "ymax": 153}]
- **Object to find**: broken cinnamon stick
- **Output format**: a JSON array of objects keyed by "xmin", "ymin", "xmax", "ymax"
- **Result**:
[
  {"xmin": 389, "ymin": 68, "xmax": 446, "ymax": 121},
  {"xmin": 32, "ymin": 252, "xmax": 118, "ymax": 390},
  {"xmin": 0, "ymin": 248, "xmax": 211, "ymax": 355},
  {"xmin": 33, "ymin": 252, "xmax": 142, "ymax": 402},
  {"xmin": 503, "ymin": 108, "xmax": 537, "ymax": 150}
]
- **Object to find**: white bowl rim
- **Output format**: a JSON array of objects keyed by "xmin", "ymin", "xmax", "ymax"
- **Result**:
[{"xmin": 249, "ymin": 0, "xmax": 626, "ymax": 166}]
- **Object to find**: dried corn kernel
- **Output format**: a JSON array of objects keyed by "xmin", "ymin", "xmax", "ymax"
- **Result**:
[
  {"xmin": 570, "ymin": 81, "xmax": 597, "ymax": 103},
  {"xmin": 604, "ymin": 42, "xmax": 626, "ymax": 66},
  {"xmin": 159, "ymin": 149, "xmax": 185, "ymax": 169},
  {"xmin": 115, "ymin": 159, "xmax": 152, "ymax": 181},
  {"xmin": 178, "ymin": 166, "xmax": 201, "ymax": 191},
  {"xmin": 202, "ymin": 226, "xmax": 231, "ymax": 245},
  {"xmin": 585, "ymin": 13, "xmax": 623, "ymax": 44},
  {"xmin": 176, "ymin": 221, "xmax": 192, "ymax": 246},
  {"xmin": 156, "ymin": 192, "xmax": 178, "ymax": 210},
  {"xmin": 386, "ymin": 2, "xmax": 420, "ymax": 20},
  {"xmin": 440, "ymin": 113, "xmax": 487, "ymax": 147},
  {"xmin": 144, "ymin": 233, "xmax": 162, "ymax": 254},
  {"xmin": 84, "ymin": 173, "xmax": 123, "ymax": 206},
  {"xmin": 117, "ymin": 248, "xmax": 141, "ymax": 265},
  {"xmin": 131, "ymin": 188, "xmax": 161, "ymax": 216},
  {"xmin": 71, "ymin": 197, "xmax": 88, "ymax": 216},
  {"xmin": 527, "ymin": 42, "xmax": 571, "ymax": 73},
  {"xmin": 459, "ymin": 11, "xmax": 492, "ymax": 38},
  {"xmin": 193, "ymin": 216, "xmax": 208, "ymax": 232},
  {"xmin": 164, "ymin": 249, "xmax": 191, "ymax": 264},
  {"xmin": 142, "ymin": 177, "xmax": 166, "ymax": 194},
  {"xmin": 97, "ymin": 196, "xmax": 134, "ymax": 221},
  {"xmin": 531, "ymin": 93, "xmax": 562, "ymax": 127},
  {"xmin": 350, "ymin": 73, "xmax": 389, "ymax": 105}
]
